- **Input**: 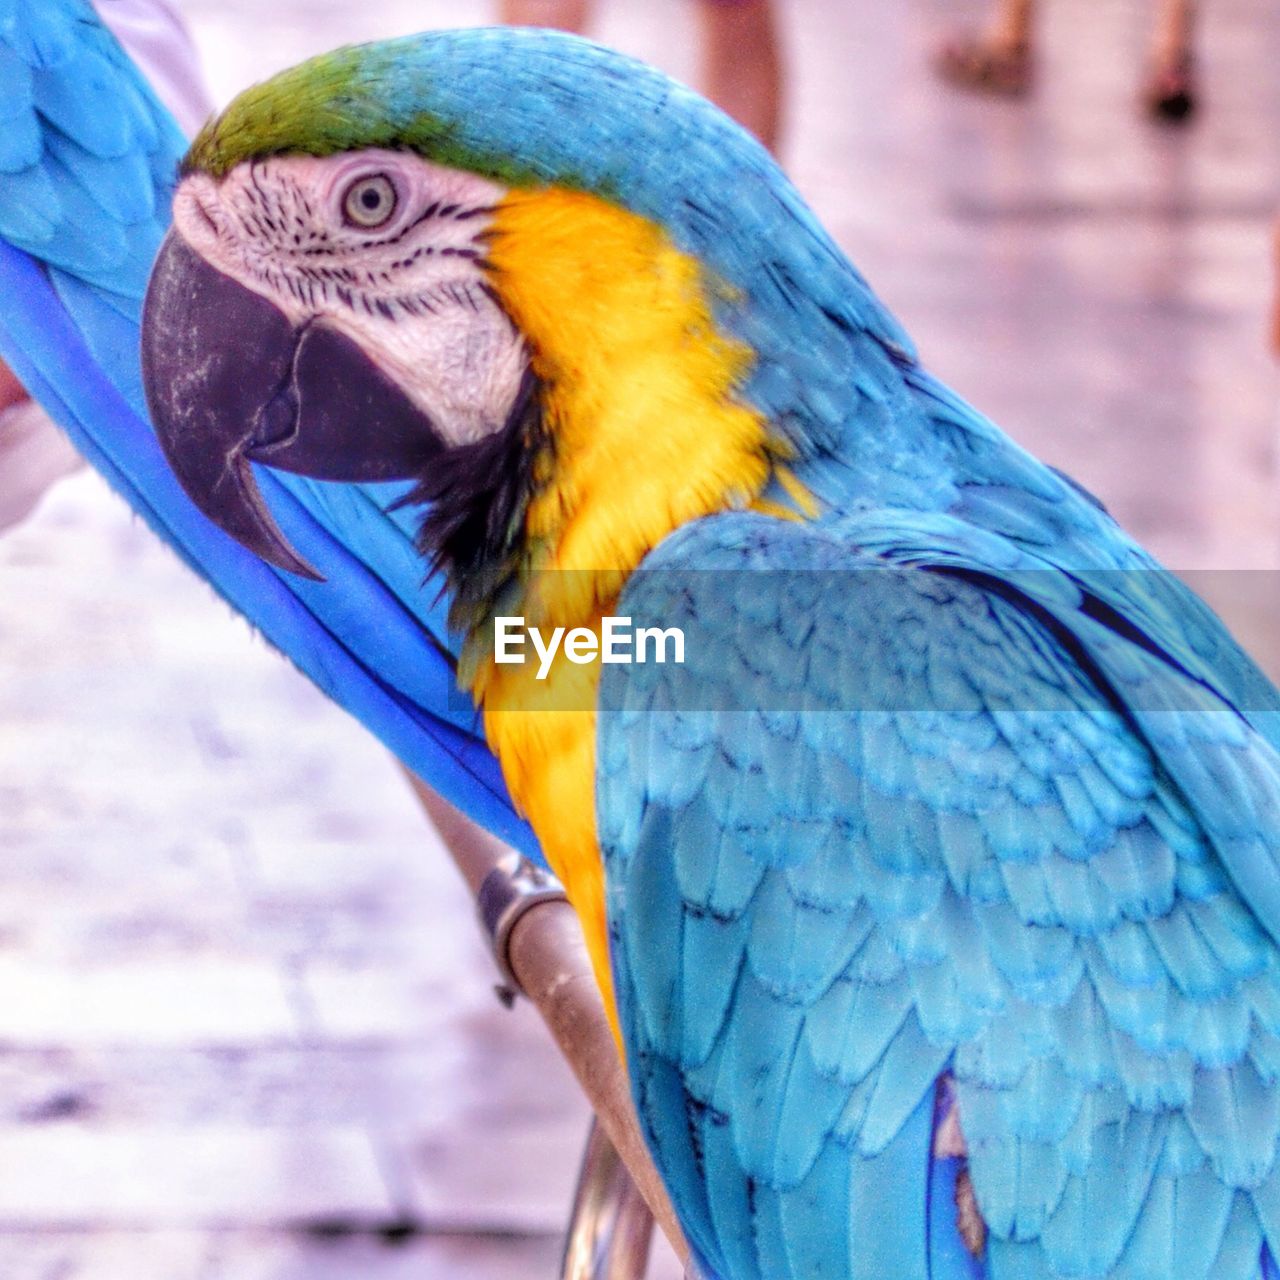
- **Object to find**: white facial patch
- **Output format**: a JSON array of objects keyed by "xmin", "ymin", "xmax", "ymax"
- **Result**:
[{"xmin": 173, "ymin": 150, "xmax": 526, "ymax": 447}]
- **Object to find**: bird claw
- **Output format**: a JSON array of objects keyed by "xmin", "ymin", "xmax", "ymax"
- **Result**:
[
  {"xmin": 934, "ymin": 1075, "xmax": 988, "ymax": 1258},
  {"xmin": 955, "ymin": 1166, "xmax": 989, "ymax": 1258}
]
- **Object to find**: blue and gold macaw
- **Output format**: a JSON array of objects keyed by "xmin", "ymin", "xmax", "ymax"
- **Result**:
[
  {"xmin": 125, "ymin": 23, "xmax": 1280, "ymax": 1280},
  {"xmin": 0, "ymin": 0, "xmax": 536, "ymax": 857}
]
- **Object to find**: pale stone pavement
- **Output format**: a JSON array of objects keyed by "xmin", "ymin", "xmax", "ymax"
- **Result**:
[{"xmin": 2, "ymin": 0, "xmax": 1280, "ymax": 1276}]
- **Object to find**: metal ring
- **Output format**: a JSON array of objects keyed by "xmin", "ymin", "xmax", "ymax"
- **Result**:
[{"xmin": 476, "ymin": 853, "xmax": 569, "ymax": 996}]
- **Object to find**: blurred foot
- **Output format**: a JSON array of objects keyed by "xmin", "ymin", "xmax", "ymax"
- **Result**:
[
  {"xmin": 0, "ymin": 398, "xmax": 83, "ymax": 534},
  {"xmin": 934, "ymin": 32, "xmax": 1033, "ymax": 97},
  {"xmin": 1142, "ymin": 51, "xmax": 1197, "ymax": 122}
]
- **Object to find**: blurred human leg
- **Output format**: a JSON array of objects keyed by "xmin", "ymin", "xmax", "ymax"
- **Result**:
[
  {"xmin": 1270, "ymin": 216, "xmax": 1280, "ymax": 358},
  {"xmin": 0, "ymin": 344, "xmax": 81, "ymax": 537},
  {"xmin": 935, "ymin": 0, "xmax": 1036, "ymax": 96},
  {"xmin": 499, "ymin": 0, "xmax": 591, "ymax": 32},
  {"xmin": 1142, "ymin": 0, "xmax": 1197, "ymax": 122},
  {"xmin": 697, "ymin": 0, "xmax": 782, "ymax": 153},
  {"xmin": 0, "ymin": 391, "xmax": 83, "ymax": 534},
  {"xmin": 985, "ymin": 0, "xmax": 1036, "ymax": 51},
  {"xmin": 499, "ymin": 0, "xmax": 783, "ymax": 154},
  {"xmin": 0, "ymin": 360, "xmax": 25, "ymax": 415}
]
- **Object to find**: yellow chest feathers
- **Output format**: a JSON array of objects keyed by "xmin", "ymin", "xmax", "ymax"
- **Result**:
[{"xmin": 472, "ymin": 187, "xmax": 779, "ymax": 1017}]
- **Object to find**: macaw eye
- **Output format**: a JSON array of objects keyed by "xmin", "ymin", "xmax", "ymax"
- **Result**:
[{"xmin": 342, "ymin": 174, "xmax": 398, "ymax": 228}]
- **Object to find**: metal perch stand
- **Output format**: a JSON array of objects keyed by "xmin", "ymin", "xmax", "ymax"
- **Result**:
[
  {"xmin": 405, "ymin": 775, "xmax": 693, "ymax": 1280},
  {"xmin": 561, "ymin": 1119, "xmax": 659, "ymax": 1280}
]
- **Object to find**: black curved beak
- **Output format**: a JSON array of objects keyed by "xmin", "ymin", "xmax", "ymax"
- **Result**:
[{"xmin": 142, "ymin": 230, "xmax": 444, "ymax": 579}]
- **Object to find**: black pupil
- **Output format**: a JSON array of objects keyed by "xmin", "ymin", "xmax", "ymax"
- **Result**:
[{"xmin": 361, "ymin": 186, "xmax": 382, "ymax": 210}]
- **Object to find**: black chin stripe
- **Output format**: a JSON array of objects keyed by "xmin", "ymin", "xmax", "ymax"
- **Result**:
[{"xmin": 395, "ymin": 363, "xmax": 547, "ymax": 592}]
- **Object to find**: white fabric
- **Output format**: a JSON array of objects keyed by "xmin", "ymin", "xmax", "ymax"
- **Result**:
[
  {"xmin": 97, "ymin": 0, "xmax": 214, "ymax": 136},
  {"xmin": 0, "ymin": 400, "xmax": 83, "ymax": 534}
]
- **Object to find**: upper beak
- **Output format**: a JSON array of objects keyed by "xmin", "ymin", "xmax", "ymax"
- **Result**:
[{"xmin": 141, "ymin": 229, "xmax": 444, "ymax": 579}]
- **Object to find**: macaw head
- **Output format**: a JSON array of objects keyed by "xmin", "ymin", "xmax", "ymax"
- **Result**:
[{"xmin": 143, "ymin": 27, "xmax": 909, "ymax": 656}]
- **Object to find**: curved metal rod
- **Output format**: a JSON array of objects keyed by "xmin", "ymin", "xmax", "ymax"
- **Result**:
[
  {"xmin": 561, "ymin": 1119, "xmax": 656, "ymax": 1280},
  {"xmin": 404, "ymin": 773, "xmax": 691, "ymax": 1267}
]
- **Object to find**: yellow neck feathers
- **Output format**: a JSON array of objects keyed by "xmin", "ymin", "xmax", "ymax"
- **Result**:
[{"xmin": 474, "ymin": 187, "xmax": 774, "ymax": 1020}]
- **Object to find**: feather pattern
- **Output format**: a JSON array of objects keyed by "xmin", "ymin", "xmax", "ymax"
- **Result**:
[{"xmin": 601, "ymin": 514, "xmax": 1280, "ymax": 1279}]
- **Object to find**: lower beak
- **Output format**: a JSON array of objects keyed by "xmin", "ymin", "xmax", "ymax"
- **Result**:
[{"xmin": 141, "ymin": 230, "xmax": 443, "ymax": 579}]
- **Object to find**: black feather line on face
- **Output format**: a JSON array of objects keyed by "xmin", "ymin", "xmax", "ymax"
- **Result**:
[{"xmin": 393, "ymin": 363, "xmax": 547, "ymax": 629}]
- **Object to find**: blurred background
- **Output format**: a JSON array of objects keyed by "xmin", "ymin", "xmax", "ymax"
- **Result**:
[{"xmin": 0, "ymin": 0, "xmax": 1278, "ymax": 1275}]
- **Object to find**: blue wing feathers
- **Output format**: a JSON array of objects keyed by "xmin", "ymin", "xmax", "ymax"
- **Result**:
[
  {"xmin": 46, "ymin": 128, "xmax": 156, "ymax": 222},
  {"xmin": 1189, "ymin": 1063, "xmax": 1280, "ymax": 1187},
  {"xmin": 1215, "ymin": 1196, "xmax": 1267, "ymax": 1280},
  {"xmin": 34, "ymin": 48, "xmax": 140, "ymax": 154},
  {"xmin": 602, "ymin": 512, "xmax": 1280, "ymax": 1279},
  {"xmin": 3, "ymin": 2, "xmax": 80, "ymax": 66},
  {"xmin": 702, "ymin": 1121, "xmax": 763, "ymax": 1280},
  {"xmin": 681, "ymin": 911, "xmax": 747, "ymax": 1065},
  {"xmin": 773, "ymin": 1139, "xmax": 851, "ymax": 1278},
  {"xmin": 845, "ymin": 1089, "xmax": 933, "ymax": 1280},
  {"xmin": 744, "ymin": 873, "xmax": 871, "ymax": 1005},
  {"xmin": 1, "ymin": 165, "xmax": 61, "ymax": 244},
  {"xmin": 846, "ymin": 1012, "xmax": 949, "ymax": 1157},
  {"xmin": 807, "ymin": 968, "xmax": 913, "ymax": 1083},
  {"xmin": 0, "ymin": 3, "xmax": 538, "ymax": 859}
]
